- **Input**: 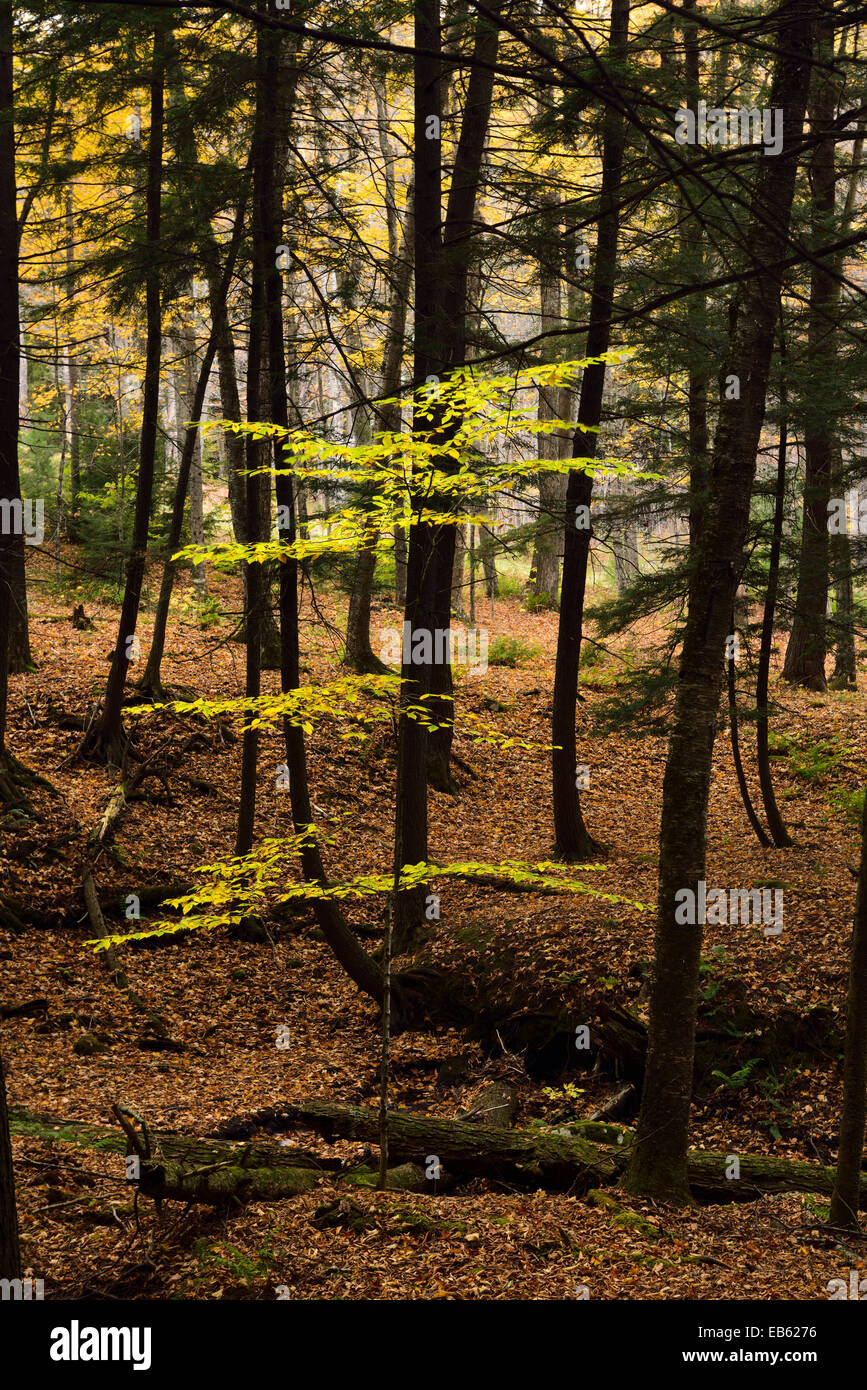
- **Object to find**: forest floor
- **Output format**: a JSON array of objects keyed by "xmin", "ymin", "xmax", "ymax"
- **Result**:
[{"xmin": 3, "ymin": 550, "xmax": 867, "ymax": 1300}]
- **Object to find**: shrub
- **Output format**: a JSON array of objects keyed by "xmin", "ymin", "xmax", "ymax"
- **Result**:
[{"xmin": 487, "ymin": 635, "xmax": 540, "ymax": 667}]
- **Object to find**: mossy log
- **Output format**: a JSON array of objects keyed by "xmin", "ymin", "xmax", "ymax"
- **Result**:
[
  {"xmin": 9, "ymin": 1108, "xmax": 428, "ymax": 1203},
  {"xmin": 284, "ymin": 1101, "xmax": 867, "ymax": 1206},
  {"xmin": 13, "ymin": 1103, "xmax": 867, "ymax": 1207},
  {"xmin": 138, "ymin": 1159, "xmax": 319, "ymax": 1205},
  {"xmin": 283, "ymin": 1100, "xmax": 620, "ymax": 1188},
  {"xmin": 8, "ymin": 1108, "xmax": 330, "ymax": 1171}
]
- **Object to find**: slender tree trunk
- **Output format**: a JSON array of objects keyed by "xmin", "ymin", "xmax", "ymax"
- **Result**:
[
  {"xmin": 727, "ymin": 607, "xmax": 770, "ymax": 846},
  {"xmin": 4, "ymin": 72, "xmax": 30, "ymax": 679},
  {"xmin": 82, "ymin": 27, "xmax": 166, "ymax": 765},
  {"xmin": 830, "ymin": 524, "xmax": 856, "ymax": 687},
  {"xmin": 552, "ymin": 0, "xmax": 628, "ymax": 859},
  {"xmin": 829, "ymin": 790, "xmax": 867, "ymax": 1230},
  {"xmin": 533, "ymin": 194, "xmax": 565, "ymax": 607},
  {"xmin": 479, "ymin": 523, "xmax": 498, "ymax": 598},
  {"xmin": 756, "ymin": 416, "xmax": 793, "ymax": 847},
  {"xmin": 209, "ymin": 271, "xmax": 246, "ymax": 547},
  {"xmin": 425, "ymin": 0, "xmax": 501, "ymax": 794},
  {"xmin": 782, "ymin": 20, "xmax": 837, "ymax": 691},
  {"xmin": 451, "ymin": 523, "xmax": 467, "ymax": 619},
  {"xmin": 827, "ymin": 134, "xmax": 864, "ymax": 690},
  {"xmin": 181, "ymin": 322, "xmax": 207, "ymax": 599},
  {"xmin": 392, "ymin": 0, "xmax": 445, "ymax": 949},
  {"xmin": 140, "ymin": 194, "xmax": 247, "ymax": 694},
  {"xmin": 252, "ymin": 20, "xmax": 384, "ymax": 1002},
  {"xmin": 345, "ymin": 187, "xmax": 414, "ymax": 673},
  {"xmin": 0, "ymin": 5, "xmax": 22, "ymax": 1277},
  {"xmin": 65, "ymin": 181, "xmax": 80, "ymax": 537},
  {"xmin": 394, "ymin": 524, "xmax": 407, "ymax": 605},
  {"xmin": 0, "ymin": 4, "xmax": 19, "ymax": 774},
  {"xmin": 235, "ymin": 144, "xmax": 267, "ymax": 854},
  {"xmin": 682, "ymin": 0, "xmax": 708, "ymax": 549},
  {"xmin": 624, "ymin": 13, "xmax": 812, "ymax": 1203}
]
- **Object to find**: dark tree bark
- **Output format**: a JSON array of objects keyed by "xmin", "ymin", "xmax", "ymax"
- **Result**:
[
  {"xmin": 782, "ymin": 19, "xmax": 837, "ymax": 691},
  {"xmin": 1, "ymin": 0, "xmax": 28, "ymax": 682},
  {"xmin": 392, "ymin": 0, "xmax": 445, "ymax": 947},
  {"xmin": 140, "ymin": 185, "xmax": 248, "ymax": 696},
  {"xmin": 756, "ymin": 415, "xmax": 793, "ymax": 847},
  {"xmin": 425, "ymin": 0, "xmax": 501, "ymax": 792},
  {"xmin": 234, "ymin": 36, "xmax": 270, "ymax": 858},
  {"xmin": 552, "ymin": 0, "xmax": 628, "ymax": 859},
  {"xmin": 344, "ymin": 190, "xmax": 414, "ymax": 674},
  {"xmin": 827, "ymin": 133, "xmax": 864, "ymax": 690},
  {"xmin": 0, "ymin": 10, "xmax": 21, "ymax": 1269},
  {"xmin": 5, "ymin": 513, "xmax": 31, "ymax": 677},
  {"xmin": 0, "ymin": 0, "xmax": 18, "ymax": 772},
  {"xmin": 624, "ymin": 12, "xmax": 813, "ymax": 1204},
  {"xmin": 81, "ymin": 27, "xmax": 166, "ymax": 765},
  {"xmin": 830, "ymin": 500, "xmax": 856, "ymax": 687},
  {"xmin": 727, "ymin": 608, "xmax": 770, "ymax": 846},
  {"xmin": 829, "ymin": 789, "xmax": 867, "ymax": 1230},
  {"xmin": 209, "ymin": 270, "xmax": 247, "ymax": 546},
  {"xmin": 532, "ymin": 194, "xmax": 566, "ymax": 608},
  {"xmin": 479, "ymin": 524, "xmax": 498, "ymax": 597},
  {"xmin": 64, "ymin": 180, "xmax": 80, "ymax": 536},
  {"xmin": 682, "ymin": 0, "xmax": 709, "ymax": 549},
  {"xmin": 253, "ymin": 20, "xmax": 384, "ymax": 1002}
]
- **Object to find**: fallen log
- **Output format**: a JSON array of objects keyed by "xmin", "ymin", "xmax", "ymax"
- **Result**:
[
  {"xmin": 9, "ymin": 1107, "xmax": 432, "ymax": 1205},
  {"xmin": 281, "ymin": 1101, "xmax": 867, "ymax": 1206},
  {"xmin": 138, "ymin": 1159, "xmax": 319, "ymax": 1205},
  {"xmin": 8, "ymin": 1107, "xmax": 332, "ymax": 1172},
  {"xmin": 14, "ymin": 1102, "xmax": 866, "ymax": 1208},
  {"xmin": 283, "ymin": 1099, "xmax": 619, "ymax": 1188},
  {"xmin": 83, "ymin": 871, "xmax": 128, "ymax": 989}
]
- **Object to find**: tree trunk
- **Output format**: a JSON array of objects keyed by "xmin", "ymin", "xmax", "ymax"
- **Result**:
[
  {"xmin": 344, "ymin": 186, "xmax": 414, "ymax": 674},
  {"xmin": 181, "ymin": 322, "xmax": 207, "ymax": 599},
  {"xmin": 552, "ymin": 0, "xmax": 628, "ymax": 859},
  {"xmin": 756, "ymin": 418, "xmax": 793, "ymax": 847},
  {"xmin": 394, "ymin": 524, "xmax": 407, "ymax": 605},
  {"xmin": 451, "ymin": 523, "xmax": 467, "ymax": 619},
  {"xmin": 479, "ymin": 523, "xmax": 498, "ymax": 598},
  {"xmin": 65, "ymin": 179, "xmax": 80, "ymax": 537},
  {"xmin": 235, "ymin": 178, "xmax": 266, "ymax": 852},
  {"xmin": 782, "ymin": 20, "xmax": 837, "ymax": 691},
  {"xmin": 532, "ymin": 193, "xmax": 565, "ymax": 608},
  {"xmin": 424, "ymin": 0, "xmax": 501, "ymax": 795},
  {"xmin": 682, "ymin": 0, "xmax": 709, "ymax": 549},
  {"xmin": 82, "ymin": 28, "xmax": 166, "ymax": 765},
  {"xmin": 0, "ymin": 0, "xmax": 18, "ymax": 769},
  {"xmin": 139, "ymin": 204, "xmax": 245, "ymax": 695},
  {"xmin": 252, "ymin": 20, "xmax": 385, "ymax": 1003},
  {"xmin": 830, "ymin": 518, "xmax": 856, "ymax": 688},
  {"xmin": 727, "ymin": 608, "xmax": 770, "ymax": 846},
  {"xmin": 625, "ymin": 14, "xmax": 812, "ymax": 1204},
  {"xmin": 3, "ymin": 7, "xmax": 29, "ymax": 679},
  {"xmin": 209, "ymin": 272, "xmax": 247, "ymax": 547},
  {"xmin": 392, "ymin": 0, "xmax": 446, "ymax": 947},
  {"xmin": 0, "ymin": 14, "xmax": 21, "ymax": 1263}
]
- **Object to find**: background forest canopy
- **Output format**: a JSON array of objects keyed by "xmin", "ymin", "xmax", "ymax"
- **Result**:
[{"xmin": 5, "ymin": 0, "xmax": 867, "ymax": 1304}]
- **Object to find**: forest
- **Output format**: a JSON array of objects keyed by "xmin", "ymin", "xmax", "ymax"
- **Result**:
[{"xmin": 2, "ymin": 0, "xmax": 867, "ymax": 1327}]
